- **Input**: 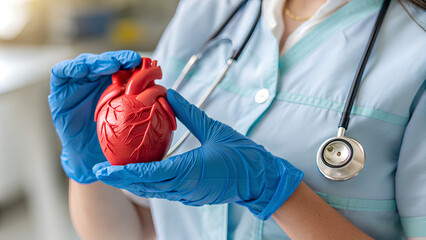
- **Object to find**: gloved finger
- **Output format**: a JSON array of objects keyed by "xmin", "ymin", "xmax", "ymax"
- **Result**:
[
  {"xmin": 101, "ymin": 50, "xmax": 142, "ymax": 70},
  {"xmin": 92, "ymin": 161, "xmax": 112, "ymax": 173},
  {"xmin": 75, "ymin": 51, "xmax": 141, "ymax": 70},
  {"xmin": 51, "ymin": 50, "xmax": 141, "ymax": 86},
  {"xmin": 51, "ymin": 56, "xmax": 118, "ymax": 88},
  {"xmin": 125, "ymin": 188, "xmax": 171, "ymax": 201},
  {"xmin": 94, "ymin": 152, "xmax": 198, "ymax": 193},
  {"xmin": 167, "ymin": 89, "xmax": 216, "ymax": 144},
  {"xmin": 94, "ymin": 156, "xmax": 185, "ymax": 183},
  {"xmin": 74, "ymin": 52, "xmax": 96, "ymax": 60},
  {"xmin": 51, "ymin": 59, "xmax": 90, "ymax": 80}
]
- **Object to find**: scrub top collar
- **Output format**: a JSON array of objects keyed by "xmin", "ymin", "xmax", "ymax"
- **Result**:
[{"xmin": 263, "ymin": 0, "xmax": 352, "ymax": 55}]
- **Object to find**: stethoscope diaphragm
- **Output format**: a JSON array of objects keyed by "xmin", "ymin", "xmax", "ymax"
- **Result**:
[{"xmin": 317, "ymin": 128, "xmax": 365, "ymax": 181}]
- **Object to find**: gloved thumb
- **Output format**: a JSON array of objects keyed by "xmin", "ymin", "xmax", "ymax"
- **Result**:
[{"xmin": 167, "ymin": 89, "xmax": 216, "ymax": 144}]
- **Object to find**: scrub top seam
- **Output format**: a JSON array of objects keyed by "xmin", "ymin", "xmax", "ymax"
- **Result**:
[
  {"xmin": 400, "ymin": 216, "xmax": 426, "ymax": 237},
  {"xmin": 173, "ymin": 74, "xmax": 409, "ymax": 126},
  {"xmin": 256, "ymin": 219, "xmax": 264, "ymax": 240},
  {"xmin": 401, "ymin": 216, "xmax": 426, "ymax": 223},
  {"xmin": 276, "ymin": 91, "xmax": 409, "ymax": 126},
  {"xmin": 316, "ymin": 191, "xmax": 397, "ymax": 212},
  {"xmin": 181, "ymin": 73, "xmax": 409, "ymax": 126}
]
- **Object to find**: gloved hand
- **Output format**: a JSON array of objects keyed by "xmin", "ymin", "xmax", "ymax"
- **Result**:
[
  {"xmin": 93, "ymin": 89, "xmax": 304, "ymax": 219},
  {"xmin": 48, "ymin": 50, "xmax": 141, "ymax": 184}
]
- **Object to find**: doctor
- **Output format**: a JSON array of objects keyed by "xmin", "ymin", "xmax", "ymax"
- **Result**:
[{"xmin": 48, "ymin": 0, "xmax": 426, "ymax": 239}]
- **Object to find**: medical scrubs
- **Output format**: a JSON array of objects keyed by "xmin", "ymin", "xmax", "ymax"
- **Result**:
[{"xmin": 125, "ymin": 0, "xmax": 426, "ymax": 239}]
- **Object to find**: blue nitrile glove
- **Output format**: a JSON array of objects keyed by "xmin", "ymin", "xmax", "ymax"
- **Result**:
[
  {"xmin": 48, "ymin": 50, "xmax": 141, "ymax": 184},
  {"xmin": 93, "ymin": 89, "xmax": 304, "ymax": 220}
]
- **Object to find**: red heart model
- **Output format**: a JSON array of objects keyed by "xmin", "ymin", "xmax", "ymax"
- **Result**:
[{"xmin": 94, "ymin": 57, "xmax": 177, "ymax": 165}]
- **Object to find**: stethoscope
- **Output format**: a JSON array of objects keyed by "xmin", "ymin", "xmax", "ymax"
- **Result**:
[{"xmin": 166, "ymin": 0, "xmax": 391, "ymax": 181}]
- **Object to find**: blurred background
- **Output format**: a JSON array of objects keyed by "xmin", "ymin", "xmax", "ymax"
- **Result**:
[{"xmin": 0, "ymin": 0, "xmax": 178, "ymax": 239}]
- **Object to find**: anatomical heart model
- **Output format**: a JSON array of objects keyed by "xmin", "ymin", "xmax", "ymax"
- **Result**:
[{"xmin": 95, "ymin": 58, "xmax": 177, "ymax": 165}]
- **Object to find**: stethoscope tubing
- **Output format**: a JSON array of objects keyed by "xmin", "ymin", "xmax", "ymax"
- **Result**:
[
  {"xmin": 318, "ymin": 0, "xmax": 391, "ymax": 180},
  {"xmin": 167, "ymin": 59, "xmax": 235, "ymax": 156},
  {"xmin": 339, "ymin": 0, "xmax": 391, "ymax": 130},
  {"xmin": 166, "ymin": 0, "xmax": 262, "ymax": 157}
]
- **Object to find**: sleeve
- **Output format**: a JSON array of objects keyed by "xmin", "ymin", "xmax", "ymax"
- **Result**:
[{"xmin": 395, "ymin": 83, "xmax": 426, "ymax": 238}]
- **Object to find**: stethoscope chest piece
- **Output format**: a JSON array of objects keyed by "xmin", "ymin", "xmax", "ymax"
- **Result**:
[{"xmin": 317, "ymin": 129, "xmax": 365, "ymax": 181}]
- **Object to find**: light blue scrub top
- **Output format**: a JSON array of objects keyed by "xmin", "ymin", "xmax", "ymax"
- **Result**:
[{"xmin": 133, "ymin": 0, "xmax": 426, "ymax": 239}]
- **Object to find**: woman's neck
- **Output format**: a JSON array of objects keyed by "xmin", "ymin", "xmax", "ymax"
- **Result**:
[{"xmin": 280, "ymin": 0, "xmax": 326, "ymax": 50}]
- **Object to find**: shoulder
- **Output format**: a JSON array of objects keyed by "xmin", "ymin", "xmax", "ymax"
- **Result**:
[
  {"xmin": 362, "ymin": 0, "xmax": 426, "ymax": 119},
  {"xmin": 382, "ymin": 0, "xmax": 425, "ymax": 49},
  {"xmin": 154, "ymin": 0, "xmax": 242, "ymax": 59},
  {"xmin": 386, "ymin": 0, "xmax": 426, "ymax": 38},
  {"xmin": 153, "ymin": 0, "xmax": 258, "ymax": 87},
  {"xmin": 377, "ymin": 0, "xmax": 426, "ymax": 76},
  {"xmin": 382, "ymin": 0, "xmax": 425, "ymax": 38},
  {"xmin": 397, "ymin": 0, "xmax": 426, "ymax": 31}
]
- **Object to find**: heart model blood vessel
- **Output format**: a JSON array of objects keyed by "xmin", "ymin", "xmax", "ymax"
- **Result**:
[{"xmin": 95, "ymin": 58, "xmax": 177, "ymax": 165}]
